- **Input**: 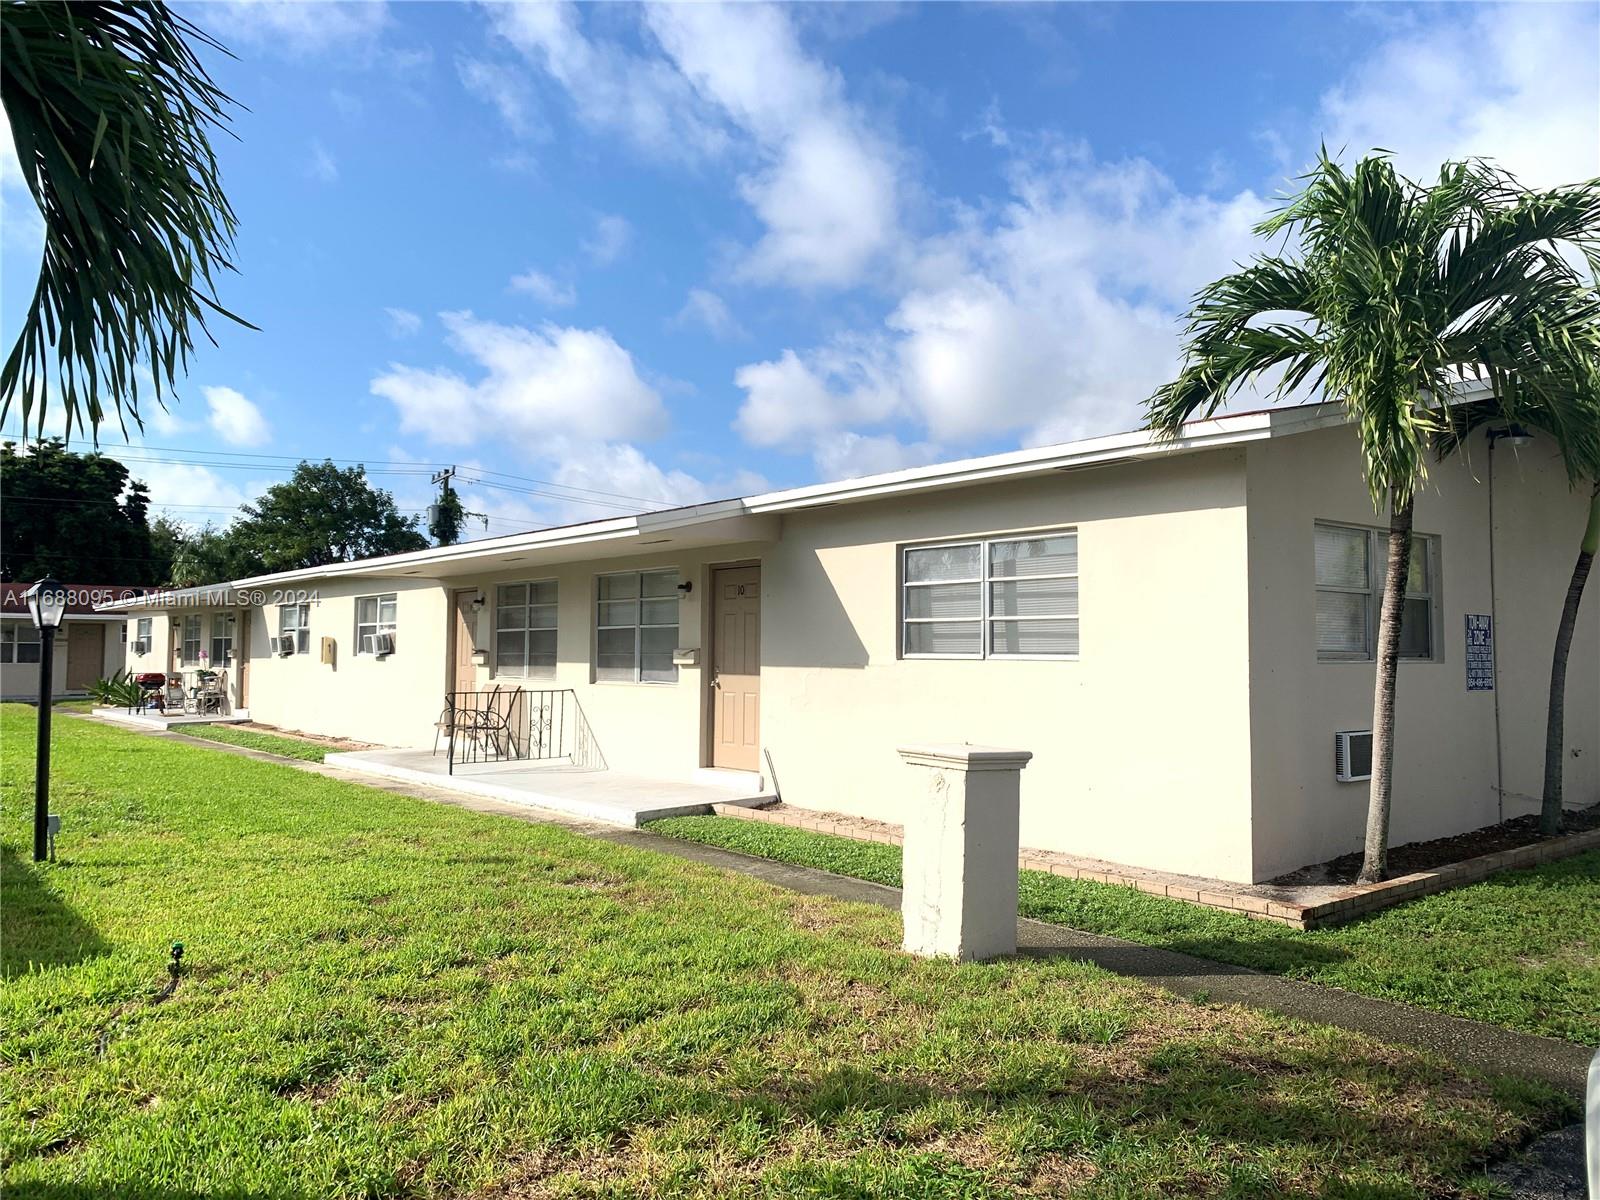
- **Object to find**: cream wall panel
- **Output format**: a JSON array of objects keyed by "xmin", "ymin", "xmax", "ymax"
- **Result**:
[
  {"xmin": 1245, "ymin": 426, "xmax": 1599, "ymax": 880},
  {"xmin": 762, "ymin": 454, "xmax": 1257, "ymax": 882},
  {"xmin": 239, "ymin": 579, "xmax": 450, "ymax": 746},
  {"xmin": 453, "ymin": 541, "xmax": 773, "ymax": 777},
  {"xmin": 1, "ymin": 616, "xmax": 127, "ymax": 699}
]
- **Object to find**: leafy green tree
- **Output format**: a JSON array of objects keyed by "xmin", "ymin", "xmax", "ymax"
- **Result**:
[
  {"xmin": 428, "ymin": 479, "xmax": 466, "ymax": 546},
  {"xmin": 0, "ymin": 439, "xmax": 166, "ymax": 583},
  {"xmin": 165, "ymin": 522, "xmax": 263, "ymax": 587},
  {"xmin": 228, "ymin": 461, "xmax": 427, "ymax": 572},
  {"xmin": 1, "ymin": 1, "xmax": 250, "ymax": 438},
  {"xmin": 1147, "ymin": 154, "xmax": 1600, "ymax": 881}
]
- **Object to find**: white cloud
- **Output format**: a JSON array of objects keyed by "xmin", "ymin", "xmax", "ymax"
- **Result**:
[
  {"xmin": 645, "ymin": 2, "xmax": 900, "ymax": 288},
  {"xmin": 672, "ymin": 288, "xmax": 745, "ymax": 340},
  {"xmin": 458, "ymin": 56, "xmax": 540, "ymax": 138},
  {"xmin": 479, "ymin": 1, "xmax": 728, "ymax": 161},
  {"xmin": 732, "ymin": 148, "xmax": 1264, "ymax": 461},
  {"xmin": 196, "ymin": 1, "xmax": 390, "ymax": 55},
  {"xmin": 727, "ymin": 3, "xmax": 1597, "ymax": 474},
  {"xmin": 510, "ymin": 269, "xmax": 576, "ymax": 307},
  {"xmin": 203, "ymin": 386, "xmax": 271, "ymax": 448},
  {"xmin": 812, "ymin": 432, "xmax": 943, "ymax": 481},
  {"xmin": 306, "ymin": 140, "xmax": 339, "ymax": 183},
  {"xmin": 582, "ymin": 213, "xmax": 632, "ymax": 265},
  {"xmin": 1315, "ymin": 4, "xmax": 1599, "ymax": 189},
  {"xmin": 135, "ymin": 460, "xmax": 261, "ymax": 526},
  {"xmin": 370, "ymin": 311, "xmax": 667, "ymax": 448},
  {"xmin": 384, "ymin": 307, "xmax": 422, "ymax": 337}
]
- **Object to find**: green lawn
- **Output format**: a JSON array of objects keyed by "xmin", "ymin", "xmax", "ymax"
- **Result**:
[
  {"xmin": 0, "ymin": 706, "xmax": 1572, "ymax": 1198},
  {"xmin": 174, "ymin": 722, "xmax": 330, "ymax": 762},
  {"xmin": 645, "ymin": 816, "xmax": 1600, "ymax": 1045}
]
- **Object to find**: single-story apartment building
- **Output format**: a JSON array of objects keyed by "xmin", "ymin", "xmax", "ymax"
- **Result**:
[
  {"xmin": 1, "ymin": 584, "xmax": 140, "ymax": 701},
  {"xmin": 100, "ymin": 401, "xmax": 1599, "ymax": 883}
]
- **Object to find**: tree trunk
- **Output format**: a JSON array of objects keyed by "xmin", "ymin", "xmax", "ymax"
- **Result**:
[
  {"xmin": 1541, "ymin": 480, "xmax": 1600, "ymax": 836},
  {"xmin": 1358, "ymin": 487, "xmax": 1415, "ymax": 884}
]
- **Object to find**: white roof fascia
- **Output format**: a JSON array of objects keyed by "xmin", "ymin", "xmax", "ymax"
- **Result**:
[{"xmin": 103, "ymin": 394, "xmax": 1479, "ymax": 613}]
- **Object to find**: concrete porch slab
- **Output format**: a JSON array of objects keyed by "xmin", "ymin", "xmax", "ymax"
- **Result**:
[
  {"xmin": 322, "ymin": 747, "xmax": 775, "ymax": 827},
  {"xmin": 94, "ymin": 707, "xmax": 251, "ymax": 729}
]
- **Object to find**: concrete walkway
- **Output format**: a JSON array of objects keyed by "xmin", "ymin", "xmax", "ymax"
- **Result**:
[
  {"xmin": 93, "ymin": 715, "xmax": 1595, "ymax": 1099},
  {"xmin": 322, "ymin": 746, "xmax": 773, "ymax": 826}
]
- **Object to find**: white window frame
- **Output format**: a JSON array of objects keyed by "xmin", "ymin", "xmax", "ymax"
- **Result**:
[
  {"xmin": 134, "ymin": 617, "xmax": 152, "ymax": 656},
  {"xmin": 901, "ymin": 529, "xmax": 1080, "ymax": 661},
  {"xmin": 353, "ymin": 593, "xmax": 398, "ymax": 656},
  {"xmin": 1, "ymin": 623, "xmax": 41, "ymax": 664},
  {"xmin": 1314, "ymin": 521, "xmax": 1440, "ymax": 663},
  {"xmin": 278, "ymin": 603, "xmax": 311, "ymax": 655},
  {"xmin": 210, "ymin": 612, "xmax": 235, "ymax": 666},
  {"xmin": 180, "ymin": 614, "xmax": 203, "ymax": 667},
  {"xmin": 594, "ymin": 568, "xmax": 680, "ymax": 684},
  {"xmin": 492, "ymin": 580, "xmax": 558, "ymax": 678}
]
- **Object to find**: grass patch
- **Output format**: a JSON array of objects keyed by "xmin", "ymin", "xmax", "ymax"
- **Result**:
[
  {"xmin": 1, "ymin": 704, "xmax": 1572, "ymax": 1197},
  {"xmin": 173, "ymin": 723, "xmax": 329, "ymax": 762},
  {"xmin": 647, "ymin": 815, "xmax": 1600, "ymax": 1045}
]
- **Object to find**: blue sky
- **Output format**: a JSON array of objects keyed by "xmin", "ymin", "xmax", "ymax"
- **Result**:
[{"xmin": 2, "ymin": 1, "xmax": 1596, "ymax": 538}]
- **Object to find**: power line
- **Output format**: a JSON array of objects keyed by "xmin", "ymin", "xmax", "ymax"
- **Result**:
[{"xmin": 2, "ymin": 431, "xmax": 676, "ymax": 508}]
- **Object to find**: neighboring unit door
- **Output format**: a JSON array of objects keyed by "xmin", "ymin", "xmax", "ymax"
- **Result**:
[
  {"xmin": 451, "ymin": 589, "xmax": 478, "ymax": 694},
  {"xmin": 711, "ymin": 566, "xmax": 760, "ymax": 772},
  {"xmin": 64, "ymin": 623, "xmax": 104, "ymax": 692}
]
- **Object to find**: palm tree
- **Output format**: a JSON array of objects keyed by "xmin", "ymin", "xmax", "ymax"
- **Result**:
[
  {"xmin": 1147, "ymin": 153, "xmax": 1600, "ymax": 882},
  {"xmin": 1438, "ymin": 348, "xmax": 1600, "ymax": 836},
  {"xmin": 1, "ymin": 1, "xmax": 250, "ymax": 440}
]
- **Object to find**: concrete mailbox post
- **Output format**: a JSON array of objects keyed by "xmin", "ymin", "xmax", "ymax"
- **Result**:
[{"xmin": 897, "ymin": 743, "xmax": 1032, "ymax": 961}]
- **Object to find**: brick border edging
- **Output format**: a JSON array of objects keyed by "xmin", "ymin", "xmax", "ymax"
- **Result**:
[{"xmin": 707, "ymin": 802, "xmax": 1600, "ymax": 930}]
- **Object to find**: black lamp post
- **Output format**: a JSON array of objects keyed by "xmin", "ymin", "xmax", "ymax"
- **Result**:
[{"xmin": 23, "ymin": 577, "xmax": 68, "ymax": 862}]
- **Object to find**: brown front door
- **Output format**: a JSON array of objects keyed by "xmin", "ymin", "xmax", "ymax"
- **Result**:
[
  {"xmin": 710, "ymin": 566, "xmax": 760, "ymax": 771},
  {"xmin": 65, "ymin": 622, "xmax": 104, "ymax": 692},
  {"xmin": 450, "ymin": 589, "xmax": 478, "ymax": 694}
]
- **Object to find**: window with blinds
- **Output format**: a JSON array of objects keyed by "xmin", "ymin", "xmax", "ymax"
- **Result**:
[
  {"xmin": 1314, "ymin": 522, "xmax": 1438, "ymax": 661},
  {"xmin": 902, "ymin": 530, "xmax": 1079, "ymax": 659},
  {"xmin": 596, "ymin": 569, "xmax": 679, "ymax": 683},
  {"xmin": 495, "ymin": 581, "xmax": 556, "ymax": 677}
]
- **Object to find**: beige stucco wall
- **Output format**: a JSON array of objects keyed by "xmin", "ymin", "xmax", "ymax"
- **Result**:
[
  {"xmin": 123, "ymin": 610, "xmax": 171, "ymax": 680},
  {"xmin": 451, "ymin": 540, "xmax": 773, "ymax": 777},
  {"xmin": 0, "ymin": 615, "xmax": 127, "ymax": 699},
  {"xmin": 761, "ymin": 452, "xmax": 1258, "ymax": 882},
  {"xmin": 1245, "ymin": 425, "xmax": 1600, "ymax": 880},
  {"xmin": 238, "ymin": 579, "xmax": 450, "ymax": 747}
]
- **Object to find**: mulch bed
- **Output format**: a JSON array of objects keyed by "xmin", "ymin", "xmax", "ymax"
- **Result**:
[
  {"xmin": 1273, "ymin": 804, "xmax": 1600, "ymax": 886},
  {"xmin": 228, "ymin": 721, "xmax": 376, "ymax": 753}
]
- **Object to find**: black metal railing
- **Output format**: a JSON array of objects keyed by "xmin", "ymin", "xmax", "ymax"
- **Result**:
[{"xmin": 441, "ymin": 688, "xmax": 605, "ymax": 774}]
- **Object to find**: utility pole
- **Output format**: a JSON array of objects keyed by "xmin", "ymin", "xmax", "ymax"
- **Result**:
[
  {"xmin": 429, "ymin": 467, "xmax": 465, "ymax": 547},
  {"xmin": 428, "ymin": 467, "xmax": 488, "ymax": 545}
]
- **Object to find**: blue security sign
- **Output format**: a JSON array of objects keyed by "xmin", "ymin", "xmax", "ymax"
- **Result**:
[{"xmin": 1465, "ymin": 614, "xmax": 1494, "ymax": 691}]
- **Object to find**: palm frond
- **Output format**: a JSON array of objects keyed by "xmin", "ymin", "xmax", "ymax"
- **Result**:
[
  {"xmin": 0, "ymin": 1, "xmax": 253, "ymax": 440},
  {"xmin": 1149, "ymin": 150, "xmax": 1600, "ymax": 510}
]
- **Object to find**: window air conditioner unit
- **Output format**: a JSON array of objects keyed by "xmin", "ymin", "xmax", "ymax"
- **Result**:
[
  {"xmin": 373, "ymin": 631, "xmax": 395, "ymax": 657},
  {"xmin": 133, "ymin": 639, "xmax": 150, "ymax": 655},
  {"xmin": 278, "ymin": 637, "xmax": 296, "ymax": 657},
  {"xmin": 1334, "ymin": 730, "xmax": 1373, "ymax": 783}
]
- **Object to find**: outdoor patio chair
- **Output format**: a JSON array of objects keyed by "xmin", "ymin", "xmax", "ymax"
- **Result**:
[
  {"xmin": 434, "ymin": 685, "xmax": 501, "ymax": 757},
  {"xmin": 195, "ymin": 671, "xmax": 226, "ymax": 716}
]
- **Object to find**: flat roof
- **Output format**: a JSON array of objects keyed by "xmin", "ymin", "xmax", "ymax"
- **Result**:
[{"xmin": 97, "ymin": 391, "xmax": 1488, "ymax": 612}]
